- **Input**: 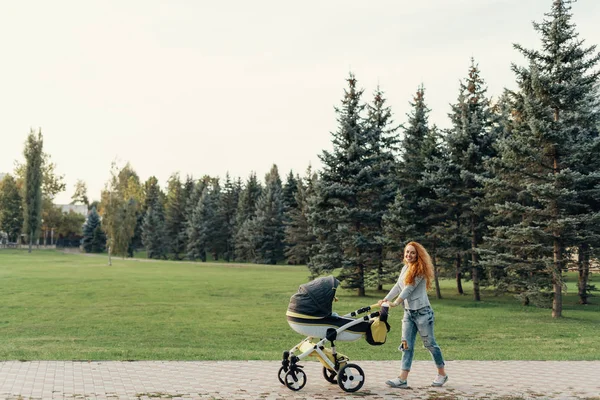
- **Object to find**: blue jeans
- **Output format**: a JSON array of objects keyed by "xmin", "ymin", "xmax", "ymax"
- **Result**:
[{"xmin": 401, "ymin": 306, "xmax": 445, "ymax": 371}]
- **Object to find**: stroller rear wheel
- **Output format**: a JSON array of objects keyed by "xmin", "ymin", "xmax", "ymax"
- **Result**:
[
  {"xmin": 322, "ymin": 367, "xmax": 337, "ymax": 384},
  {"xmin": 337, "ymin": 363, "xmax": 365, "ymax": 393},
  {"xmin": 284, "ymin": 369, "xmax": 307, "ymax": 391}
]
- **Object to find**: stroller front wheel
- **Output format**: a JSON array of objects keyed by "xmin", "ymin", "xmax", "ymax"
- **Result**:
[
  {"xmin": 337, "ymin": 363, "xmax": 365, "ymax": 393},
  {"xmin": 284, "ymin": 369, "xmax": 307, "ymax": 391},
  {"xmin": 277, "ymin": 366, "xmax": 287, "ymax": 385},
  {"xmin": 322, "ymin": 367, "xmax": 337, "ymax": 384}
]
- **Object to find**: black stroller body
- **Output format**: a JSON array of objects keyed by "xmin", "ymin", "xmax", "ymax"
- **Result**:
[{"xmin": 279, "ymin": 276, "xmax": 390, "ymax": 393}]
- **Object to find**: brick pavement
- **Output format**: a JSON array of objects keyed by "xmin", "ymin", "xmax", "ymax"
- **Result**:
[{"xmin": 0, "ymin": 360, "xmax": 598, "ymax": 400}]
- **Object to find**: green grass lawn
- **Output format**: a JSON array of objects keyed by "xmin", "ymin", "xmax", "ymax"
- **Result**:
[{"xmin": 0, "ymin": 249, "xmax": 598, "ymax": 361}]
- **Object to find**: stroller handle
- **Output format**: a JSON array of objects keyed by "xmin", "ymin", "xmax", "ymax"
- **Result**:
[{"xmin": 345, "ymin": 303, "xmax": 381, "ymax": 318}]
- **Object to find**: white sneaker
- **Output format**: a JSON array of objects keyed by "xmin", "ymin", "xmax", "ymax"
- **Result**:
[
  {"xmin": 432, "ymin": 374, "xmax": 448, "ymax": 387},
  {"xmin": 385, "ymin": 377, "xmax": 408, "ymax": 388}
]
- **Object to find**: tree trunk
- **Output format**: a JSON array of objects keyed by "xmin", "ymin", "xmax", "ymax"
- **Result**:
[
  {"xmin": 471, "ymin": 216, "xmax": 481, "ymax": 301},
  {"xmin": 552, "ymin": 235, "xmax": 563, "ymax": 318},
  {"xmin": 456, "ymin": 253, "xmax": 464, "ymax": 294},
  {"xmin": 358, "ymin": 264, "xmax": 365, "ymax": 297},
  {"xmin": 578, "ymin": 244, "xmax": 590, "ymax": 305},
  {"xmin": 551, "ymin": 109, "xmax": 563, "ymax": 318},
  {"xmin": 28, "ymin": 232, "xmax": 33, "ymax": 253},
  {"xmin": 432, "ymin": 238, "xmax": 442, "ymax": 299},
  {"xmin": 377, "ymin": 261, "xmax": 383, "ymax": 291},
  {"xmin": 108, "ymin": 245, "xmax": 112, "ymax": 266}
]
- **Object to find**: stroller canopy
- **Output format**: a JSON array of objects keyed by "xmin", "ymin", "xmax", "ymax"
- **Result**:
[{"xmin": 288, "ymin": 276, "xmax": 339, "ymax": 318}]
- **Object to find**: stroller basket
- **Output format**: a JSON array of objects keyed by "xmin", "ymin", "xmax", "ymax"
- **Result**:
[{"xmin": 279, "ymin": 276, "xmax": 390, "ymax": 393}]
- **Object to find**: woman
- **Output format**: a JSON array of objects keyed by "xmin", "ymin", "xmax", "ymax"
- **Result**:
[{"xmin": 378, "ymin": 241, "xmax": 447, "ymax": 388}]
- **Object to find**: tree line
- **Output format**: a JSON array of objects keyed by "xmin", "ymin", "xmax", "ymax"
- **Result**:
[{"xmin": 1, "ymin": 1, "xmax": 598, "ymax": 318}]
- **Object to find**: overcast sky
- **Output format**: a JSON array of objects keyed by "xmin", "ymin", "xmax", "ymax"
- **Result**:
[{"xmin": 1, "ymin": 0, "xmax": 599, "ymax": 204}]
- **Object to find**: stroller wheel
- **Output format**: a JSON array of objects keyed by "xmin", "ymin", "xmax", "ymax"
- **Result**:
[
  {"xmin": 284, "ymin": 369, "xmax": 307, "ymax": 391},
  {"xmin": 277, "ymin": 366, "xmax": 287, "ymax": 385},
  {"xmin": 322, "ymin": 367, "xmax": 337, "ymax": 384},
  {"xmin": 337, "ymin": 363, "xmax": 365, "ymax": 393}
]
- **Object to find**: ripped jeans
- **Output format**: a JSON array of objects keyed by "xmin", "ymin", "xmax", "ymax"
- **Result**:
[{"xmin": 400, "ymin": 306, "xmax": 445, "ymax": 371}]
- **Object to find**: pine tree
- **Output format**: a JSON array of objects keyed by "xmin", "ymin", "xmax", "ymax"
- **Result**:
[
  {"xmin": 362, "ymin": 87, "xmax": 400, "ymax": 291},
  {"xmin": 443, "ymin": 60, "xmax": 497, "ymax": 301},
  {"xmin": 383, "ymin": 86, "xmax": 432, "ymax": 252},
  {"xmin": 82, "ymin": 207, "xmax": 105, "ymax": 253},
  {"xmin": 219, "ymin": 173, "xmax": 240, "ymax": 261},
  {"xmin": 235, "ymin": 173, "xmax": 262, "ymax": 229},
  {"xmin": 186, "ymin": 183, "xmax": 217, "ymax": 262},
  {"xmin": 382, "ymin": 86, "xmax": 445, "ymax": 296},
  {"xmin": 208, "ymin": 178, "xmax": 227, "ymax": 260},
  {"xmin": 285, "ymin": 166, "xmax": 318, "ymax": 265},
  {"xmin": 309, "ymin": 74, "xmax": 396, "ymax": 295},
  {"xmin": 0, "ymin": 174, "xmax": 23, "ymax": 243},
  {"xmin": 418, "ymin": 124, "xmax": 446, "ymax": 298},
  {"xmin": 141, "ymin": 177, "xmax": 167, "ymax": 259},
  {"xmin": 252, "ymin": 165, "xmax": 286, "ymax": 264},
  {"xmin": 484, "ymin": 0, "xmax": 600, "ymax": 317},
  {"xmin": 282, "ymin": 171, "xmax": 299, "ymax": 213},
  {"xmin": 308, "ymin": 74, "xmax": 366, "ymax": 286},
  {"xmin": 178, "ymin": 175, "xmax": 196, "ymax": 254},
  {"xmin": 92, "ymin": 225, "xmax": 106, "ymax": 253},
  {"xmin": 479, "ymin": 92, "xmax": 552, "ymax": 305},
  {"xmin": 234, "ymin": 173, "xmax": 262, "ymax": 261},
  {"xmin": 22, "ymin": 129, "xmax": 44, "ymax": 253},
  {"xmin": 164, "ymin": 173, "xmax": 187, "ymax": 259},
  {"xmin": 142, "ymin": 201, "xmax": 167, "ymax": 259}
]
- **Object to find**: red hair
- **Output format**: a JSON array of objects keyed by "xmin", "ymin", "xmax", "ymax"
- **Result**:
[{"xmin": 404, "ymin": 241, "xmax": 434, "ymax": 290}]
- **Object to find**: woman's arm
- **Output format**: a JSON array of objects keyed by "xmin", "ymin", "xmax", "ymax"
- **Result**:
[
  {"xmin": 397, "ymin": 275, "xmax": 424, "ymax": 300},
  {"xmin": 383, "ymin": 278, "xmax": 401, "ymax": 302}
]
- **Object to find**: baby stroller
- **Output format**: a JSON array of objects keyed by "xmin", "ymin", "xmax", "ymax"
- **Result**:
[{"xmin": 278, "ymin": 275, "xmax": 390, "ymax": 393}]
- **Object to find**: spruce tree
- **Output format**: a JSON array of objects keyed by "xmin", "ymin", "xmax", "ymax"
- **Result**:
[
  {"xmin": 308, "ymin": 74, "xmax": 366, "ymax": 287},
  {"xmin": 219, "ymin": 173, "xmax": 240, "ymax": 262},
  {"xmin": 383, "ymin": 86, "xmax": 433, "ymax": 251},
  {"xmin": 362, "ymin": 87, "xmax": 400, "ymax": 291},
  {"xmin": 186, "ymin": 184, "xmax": 217, "ymax": 262},
  {"xmin": 309, "ymin": 74, "xmax": 396, "ymax": 295},
  {"xmin": 164, "ymin": 173, "xmax": 186, "ymax": 259},
  {"xmin": 82, "ymin": 207, "xmax": 105, "ymax": 253},
  {"xmin": 282, "ymin": 171, "xmax": 299, "ymax": 213},
  {"xmin": 479, "ymin": 92, "xmax": 552, "ymax": 305},
  {"xmin": 142, "ymin": 200, "xmax": 167, "ymax": 259},
  {"xmin": 484, "ymin": 0, "xmax": 600, "ymax": 316},
  {"xmin": 208, "ymin": 178, "xmax": 226, "ymax": 260},
  {"xmin": 443, "ymin": 60, "xmax": 497, "ymax": 301},
  {"xmin": 234, "ymin": 173, "xmax": 262, "ymax": 261},
  {"xmin": 179, "ymin": 175, "xmax": 196, "ymax": 254},
  {"xmin": 285, "ymin": 166, "xmax": 318, "ymax": 265},
  {"xmin": 382, "ymin": 86, "xmax": 445, "ymax": 296},
  {"xmin": 235, "ymin": 172, "xmax": 262, "ymax": 229},
  {"xmin": 252, "ymin": 165, "xmax": 286, "ymax": 264}
]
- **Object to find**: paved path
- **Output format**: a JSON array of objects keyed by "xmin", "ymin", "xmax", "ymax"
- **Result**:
[{"xmin": 0, "ymin": 360, "xmax": 598, "ymax": 400}]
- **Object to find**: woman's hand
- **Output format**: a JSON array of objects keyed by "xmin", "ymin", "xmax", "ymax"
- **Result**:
[{"xmin": 377, "ymin": 299, "xmax": 386, "ymax": 306}]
